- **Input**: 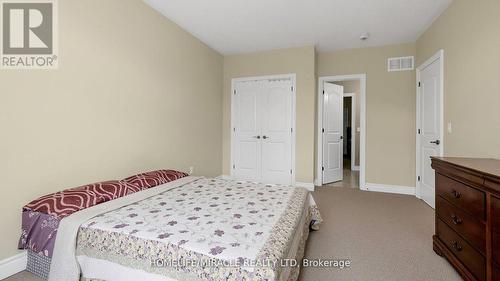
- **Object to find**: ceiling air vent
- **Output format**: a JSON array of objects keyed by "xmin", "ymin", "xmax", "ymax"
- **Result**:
[{"xmin": 387, "ymin": 56, "xmax": 414, "ymax": 72}]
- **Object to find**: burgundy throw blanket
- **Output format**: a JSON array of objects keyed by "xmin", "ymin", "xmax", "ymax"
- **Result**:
[{"xmin": 19, "ymin": 170, "xmax": 187, "ymax": 257}]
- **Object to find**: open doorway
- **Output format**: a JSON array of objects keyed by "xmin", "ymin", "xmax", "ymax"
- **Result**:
[
  {"xmin": 316, "ymin": 75, "xmax": 366, "ymax": 190},
  {"xmin": 343, "ymin": 93, "xmax": 356, "ymax": 170}
]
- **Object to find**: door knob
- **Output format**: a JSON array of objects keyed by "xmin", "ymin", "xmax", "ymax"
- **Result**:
[
  {"xmin": 253, "ymin": 135, "xmax": 261, "ymax": 139},
  {"xmin": 430, "ymin": 140, "xmax": 440, "ymax": 145},
  {"xmin": 262, "ymin": 136, "xmax": 268, "ymax": 139}
]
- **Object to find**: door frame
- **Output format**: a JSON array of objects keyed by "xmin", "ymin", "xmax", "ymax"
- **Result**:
[
  {"xmin": 416, "ymin": 49, "xmax": 444, "ymax": 199},
  {"xmin": 230, "ymin": 73, "xmax": 297, "ymax": 184},
  {"xmin": 343, "ymin": 93, "xmax": 357, "ymax": 171},
  {"xmin": 316, "ymin": 74, "xmax": 367, "ymax": 189}
]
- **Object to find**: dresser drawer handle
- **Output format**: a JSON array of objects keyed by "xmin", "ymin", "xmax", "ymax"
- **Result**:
[
  {"xmin": 451, "ymin": 214, "xmax": 463, "ymax": 225},
  {"xmin": 451, "ymin": 189, "xmax": 462, "ymax": 199},
  {"xmin": 451, "ymin": 241, "xmax": 463, "ymax": 252}
]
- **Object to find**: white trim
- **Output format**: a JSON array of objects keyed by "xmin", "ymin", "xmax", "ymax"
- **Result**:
[
  {"xmin": 230, "ymin": 74, "xmax": 297, "ymax": 185},
  {"xmin": 415, "ymin": 50, "xmax": 444, "ymax": 199},
  {"xmin": 316, "ymin": 74, "xmax": 366, "ymax": 190},
  {"xmin": 343, "ymin": 93, "xmax": 357, "ymax": 171},
  {"xmin": 0, "ymin": 251, "xmax": 27, "ymax": 280},
  {"xmin": 352, "ymin": 166, "xmax": 360, "ymax": 171},
  {"xmin": 294, "ymin": 182, "xmax": 315, "ymax": 191},
  {"xmin": 365, "ymin": 183, "xmax": 416, "ymax": 195}
]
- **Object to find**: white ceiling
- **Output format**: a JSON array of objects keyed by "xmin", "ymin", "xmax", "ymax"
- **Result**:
[{"xmin": 144, "ymin": 0, "xmax": 453, "ymax": 55}]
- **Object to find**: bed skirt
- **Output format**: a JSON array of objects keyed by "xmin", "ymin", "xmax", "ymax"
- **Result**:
[{"xmin": 27, "ymin": 250, "xmax": 52, "ymax": 280}]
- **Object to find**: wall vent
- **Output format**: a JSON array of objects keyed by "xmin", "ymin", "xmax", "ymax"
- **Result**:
[{"xmin": 387, "ymin": 56, "xmax": 414, "ymax": 72}]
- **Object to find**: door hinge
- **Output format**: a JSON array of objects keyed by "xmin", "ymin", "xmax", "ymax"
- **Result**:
[
  {"xmin": 233, "ymin": 127, "xmax": 236, "ymax": 132},
  {"xmin": 418, "ymin": 129, "xmax": 421, "ymax": 134},
  {"xmin": 291, "ymin": 128, "xmax": 293, "ymax": 133},
  {"xmin": 322, "ymin": 90, "xmax": 325, "ymax": 95},
  {"xmin": 322, "ymin": 166, "xmax": 325, "ymax": 171},
  {"xmin": 418, "ymin": 82, "xmax": 421, "ymax": 87},
  {"xmin": 233, "ymin": 164, "xmax": 235, "ymax": 169},
  {"xmin": 418, "ymin": 176, "xmax": 421, "ymax": 182},
  {"xmin": 291, "ymin": 86, "xmax": 294, "ymax": 91},
  {"xmin": 290, "ymin": 169, "xmax": 293, "ymax": 174},
  {"xmin": 234, "ymin": 90, "xmax": 236, "ymax": 95},
  {"xmin": 322, "ymin": 128, "xmax": 325, "ymax": 133}
]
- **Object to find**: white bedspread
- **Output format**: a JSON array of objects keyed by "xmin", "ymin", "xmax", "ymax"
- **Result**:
[{"xmin": 78, "ymin": 178, "xmax": 296, "ymax": 264}]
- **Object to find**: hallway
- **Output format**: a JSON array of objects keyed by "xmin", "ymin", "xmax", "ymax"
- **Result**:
[{"xmin": 323, "ymin": 159, "xmax": 359, "ymax": 188}]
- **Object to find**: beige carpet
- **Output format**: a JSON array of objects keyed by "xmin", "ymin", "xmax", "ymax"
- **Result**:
[
  {"xmin": 6, "ymin": 186, "xmax": 461, "ymax": 281},
  {"xmin": 298, "ymin": 186, "xmax": 461, "ymax": 281}
]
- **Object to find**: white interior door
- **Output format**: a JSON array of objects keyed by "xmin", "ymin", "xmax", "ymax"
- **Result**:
[
  {"xmin": 418, "ymin": 57, "xmax": 442, "ymax": 209},
  {"xmin": 323, "ymin": 82, "xmax": 344, "ymax": 184},
  {"xmin": 261, "ymin": 80, "xmax": 293, "ymax": 184},
  {"xmin": 233, "ymin": 80, "xmax": 263, "ymax": 181}
]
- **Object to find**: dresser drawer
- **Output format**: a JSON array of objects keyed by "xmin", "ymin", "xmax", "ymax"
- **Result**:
[
  {"xmin": 492, "ymin": 195, "xmax": 500, "ymax": 232},
  {"xmin": 436, "ymin": 219, "xmax": 486, "ymax": 281},
  {"xmin": 493, "ymin": 231, "xmax": 500, "ymax": 266},
  {"xmin": 436, "ymin": 196, "xmax": 486, "ymax": 254},
  {"xmin": 436, "ymin": 174, "xmax": 486, "ymax": 219},
  {"xmin": 485, "ymin": 178, "xmax": 500, "ymax": 195},
  {"xmin": 494, "ymin": 263, "xmax": 500, "ymax": 281}
]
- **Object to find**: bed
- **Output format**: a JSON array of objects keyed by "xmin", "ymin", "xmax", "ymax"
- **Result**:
[{"xmin": 19, "ymin": 171, "xmax": 321, "ymax": 281}]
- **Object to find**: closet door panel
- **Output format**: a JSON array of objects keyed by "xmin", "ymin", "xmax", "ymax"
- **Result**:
[
  {"xmin": 232, "ymin": 81, "xmax": 263, "ymax": 181},
  {"xmin": 260, "ymin": 80, "xmax": 293, "ymax": 184}
]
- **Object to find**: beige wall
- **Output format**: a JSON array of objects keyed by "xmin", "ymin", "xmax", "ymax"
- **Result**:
[
  {"xmin": 222, "ymin": 46, "xmax": 316, "ymax": 182},
  {"xmin": 317, "ymin": 43, "xmax": 417, "ymax": 186},
  {"xmin": 0, "ymin": 0, "xmax": 223, "ymax": 259},
  {"xmin": 417, "ymin": 0, "xmax": 500, "ymax": 159},
  {"xmin": 334, "ymin": 80, "xmax": 361, "ymax": 166}
]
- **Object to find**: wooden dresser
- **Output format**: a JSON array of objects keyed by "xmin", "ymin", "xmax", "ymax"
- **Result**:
[{"xmin": 431, "ymin": 157, "xmax": 500, "ymax": 281}]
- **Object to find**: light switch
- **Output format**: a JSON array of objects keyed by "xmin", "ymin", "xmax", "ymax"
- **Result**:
[{"xmin": 447, "ymin": 122, "xmax": 452, "ymax": 133}]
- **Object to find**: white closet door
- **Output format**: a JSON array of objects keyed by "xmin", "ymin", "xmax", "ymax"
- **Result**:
[
  {"xmin": 233, "ymin": 81, "xmax": 263, "ymax": 181},
  {"xmin": 260, "ymin": 80, "xmax": 293, "ymax": 184},
  {"xmin": 322, "ymin": 82, "xmax": 344, "ymax": 184}
]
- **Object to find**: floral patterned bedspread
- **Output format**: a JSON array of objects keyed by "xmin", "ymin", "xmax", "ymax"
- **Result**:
[{"xmin": 76, "ymin": 178, "xmax": 322, "ymax": 281}]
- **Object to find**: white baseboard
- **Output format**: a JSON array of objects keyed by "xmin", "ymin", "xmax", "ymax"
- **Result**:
[
  {"xmin": 313, "ymin": 179, "xmax": 321, "ymax": 187},
  {"xmin": 294, "ymin": 182, "xmax": 315, "ymax": 191},
  {"xmin": 351, "ymin": 166, "xmax": 360, "ymax": 171},
  {"xmin": 0, "ymin": 251, "xmax": 27, "ymax": 280},
  {"xmin": 218, "ymin": 175, "xmax": 231, "ymax": 180},
  {"xmin": 364, "ymin": 183, "xmax": 415, "ymax": 195}
]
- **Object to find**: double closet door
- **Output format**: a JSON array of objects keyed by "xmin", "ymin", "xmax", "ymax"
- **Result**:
[{"xmin": 232, "ymin": 78, "xmax": 294, "ymax": 185}]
